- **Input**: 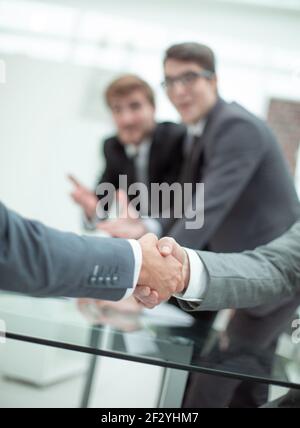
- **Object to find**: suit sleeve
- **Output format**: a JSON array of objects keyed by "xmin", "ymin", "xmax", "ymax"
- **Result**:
[
  {"xmin": 0, "ymin": 202, "xmax": 135, "ymax": 300},
  {"xmin": 183, "ymin": 221, "xmax": 300, "ymax": 311},
  {"xmin": 168, "ymin": 120, "xmax": 268, "ymax": 248}
]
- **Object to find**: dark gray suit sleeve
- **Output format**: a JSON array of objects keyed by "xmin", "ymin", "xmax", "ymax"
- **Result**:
[
  {"xmin": 183, "ymin": 221, "xmax": 300, "ymax": 311},
  {"xmin": 0, "ymin": 202, "xmax": 135, "ymax": 300},
  {"xmin": 169, "ymin": 120, "xmax": 267, "ymax": 248}
]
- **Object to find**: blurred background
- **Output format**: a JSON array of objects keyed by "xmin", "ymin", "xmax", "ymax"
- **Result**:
[
  {"xmin": 0, "ymin": 0, "xmax": 300, "ymax": 408},
  {"xmin": 0, "ymin": 0, "xmax": 300, "ymax": 231}
]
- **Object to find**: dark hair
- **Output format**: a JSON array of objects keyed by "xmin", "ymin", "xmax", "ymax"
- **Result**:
[
  {"xmin": 105, "ymin": 74, "xmax": 155, "ymax": 108},
  {"xmin": 164, "ymin": 42, "xmax": 216, "ymax": 74}
]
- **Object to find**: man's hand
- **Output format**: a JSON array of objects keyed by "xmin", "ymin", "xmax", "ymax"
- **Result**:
[
  {"xmin": 98, "ymin": 217, "xmax": 147, "ymax": 239},
  {"xmin": 77, "ymin": 296, "xmax": 143, "ymax": 314},
  {"xmin": 97, "ymin": 190, "xmax": 147, "ymax": 239},
  {"xmin": 68, "ymin": 174, "xmax": 98, "ymax": 219},
  {"xmin": 133, "ymin": 234, "xmax": 185, "ymax": 307},
  {"xmin": 77, "ymin": 298, "xmax": 142, "ymax": 332},
  {"xmin": 134, "ymin": 236, "xmax": 190, "ymax": 308}
]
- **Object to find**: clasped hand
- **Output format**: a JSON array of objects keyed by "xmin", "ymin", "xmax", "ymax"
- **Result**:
[{"xmin": 133, "ymin": 234, "xmax": 190, "ymax": 309}]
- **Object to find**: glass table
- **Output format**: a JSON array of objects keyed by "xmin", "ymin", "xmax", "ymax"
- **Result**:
[{"xmin": 0, "ymin": 292, "xmax": 299, "ymax": 408}]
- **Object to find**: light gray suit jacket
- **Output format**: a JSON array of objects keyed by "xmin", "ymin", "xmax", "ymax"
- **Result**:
[
  {"xmin": 185, "ymin": 219, "xmax": 300, "ymax": 312},
  {"xmin": 0, "ymin": 202, "xmax": 135, "ymax": 300},
  {"xmin": 186, "ymin": 220, "xmax": 300, "ymax": 408}
]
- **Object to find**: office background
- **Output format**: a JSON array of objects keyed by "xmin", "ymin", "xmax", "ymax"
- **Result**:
[
  {"xmin": 0, "ymin": 0, "xmax": 300, "ymax": 408},
  {"xmin": 0, "ymin": 0, "xmax": 300, "ymax": 232}
]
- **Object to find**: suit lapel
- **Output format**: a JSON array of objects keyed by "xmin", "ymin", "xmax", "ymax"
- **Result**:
[
  {"xmin": 194, "ymin": 97, "xmax": 227, "ymax": 175},
  {"xmin": 202, "ymin": 97, "xmax": 226, "ymax": 160},
  {"xmin": 179, "ymin": 98, "xmax": 226, "ymax": 183}
]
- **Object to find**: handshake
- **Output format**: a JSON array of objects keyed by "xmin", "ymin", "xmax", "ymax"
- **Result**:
[{"xmin": 133, "ymin": 234, "xmax": 190, "ymax": 308}]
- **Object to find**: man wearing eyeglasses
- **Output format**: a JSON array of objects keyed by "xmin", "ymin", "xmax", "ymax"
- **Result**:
[
  {"xmin": 157, "ymin": 42, "xmax": 300, "ymax": 408},
  {"xmin": 97, "ymin": 43, "xmax": 300, "ymax": 407},
  {"xmin": 107, "ymin": 44, "xmax": 299, "ymax": 256},
  {"xmin": 159, "ymin": 42, "xmax": 299, "ymax": 249}
]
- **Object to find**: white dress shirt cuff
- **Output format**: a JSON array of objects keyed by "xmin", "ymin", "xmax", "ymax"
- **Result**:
[
  {"xmin": 175, "ymin": 248, "xmax": 208, "ymax": 302},
  {"xmin": 121, "ymin": 239, "xmax": 142, "ymax": 300}
]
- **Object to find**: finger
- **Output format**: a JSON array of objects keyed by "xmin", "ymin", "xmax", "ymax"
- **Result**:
[
  {"xmin": 136, "ymin": 299, "xmax": 156, "ymax": 309},
  {"xmin": 141, "ymin": 233, "xmax": 158, "ymax": 246},
  {"xmin": 149, "ymin": 290, "xmax": 160, "ymax": 302},
  {"xmin": 157, "ymin": 237, "xmax": 176, "ymax": 256},
  {"xmin": 141, "ymin": 302, "xmax": 156, "ymax": 309},
  {"xmin": 135, "ymin": 290, "xmax": 160, "ymax": 308},
  {"xmin": 134, "ymin": 287, "xmax": 159, "ymax": 302},
  {"xmin": 136, "ymin": 297, "xmax": 158, "ymax": 309},
  {"xmin": 97, "ymin": 221, "xmax": 116, "ymax": 231},
  {"xmin": 67, "ymin": 174, "xmax": 81, "ymax": 187},
  {"xmin": 98, "ymin": 222, "xmax": 130, "ymax": 238},
  {"xmin": 144, "ymin": 291, "xmax": 160, "ymax": 308},
  {"xmin": 158, "ymin": 237, "xmax": 185, "ymax": 264},
  {"xmin": 135, "ymin": 286, "xmax": 151, "ymax": 298},
  {"xmin": 77, "ymin": 298, "xmax": 91, "ymax": 307},
  {"xmin": 97, "ymin": 223, "xmax": 118, "ymax": 237}
]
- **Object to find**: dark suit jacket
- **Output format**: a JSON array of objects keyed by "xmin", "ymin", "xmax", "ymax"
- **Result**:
[
  {"xmin": 168, "ymin": 98, "xmax": 300, "ymax": 371},
  {"xmin": 0, "ymin": 202, "xmax": 135, "ymax": 301},
  {"xmin": 163, "ymin": 97, "xmax": 300, "ymax": 252},
  {"xmin": 96, "ymin": 121, "xmax": 186, "ymax": 214}
]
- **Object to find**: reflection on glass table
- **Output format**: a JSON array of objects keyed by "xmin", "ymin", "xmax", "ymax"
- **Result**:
[{"xmin": 0, "ymin": 292, "xmax": 299, "ymax": 407}]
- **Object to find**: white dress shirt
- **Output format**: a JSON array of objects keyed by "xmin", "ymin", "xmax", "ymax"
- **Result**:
[
  {"xmin": 175, "ymin": 248, "xmax": 208, "ymax": 303},
  {"xmin": 122, "ymin": 239, "xmax": 143, "ymax": 299},
  {"xmin": 125, "ymin": 139, "xmax": 150, "ymax": 191},
  {"xmin": 187, "ymin": 120, "xmax": 207, "ymax": 139}
]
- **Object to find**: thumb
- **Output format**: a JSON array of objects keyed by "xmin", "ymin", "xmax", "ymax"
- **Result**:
[{"xmin": 158, "ymin": 237, "xmax": 185, "ymax": 263}]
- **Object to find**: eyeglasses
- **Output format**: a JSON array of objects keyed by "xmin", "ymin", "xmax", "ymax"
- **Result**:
[{"xmin": 161, "ymin": 70, "xmax": 214, "ymax": 91}]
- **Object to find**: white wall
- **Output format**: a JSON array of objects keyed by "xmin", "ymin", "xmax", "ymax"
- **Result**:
[{"xmin": 0, "ymin": 55, "xmax": 114, "ymax": 231}]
